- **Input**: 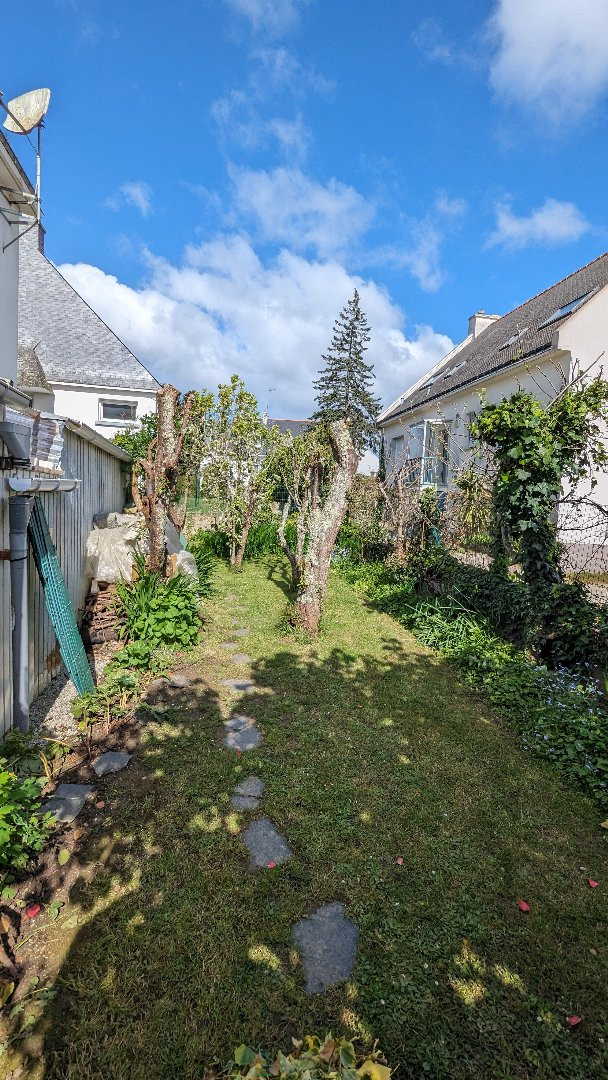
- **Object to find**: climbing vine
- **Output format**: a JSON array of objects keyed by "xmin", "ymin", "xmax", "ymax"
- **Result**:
[{"xmin": 473, "ymin": 377, "xmax": 608, "ymax": 667}]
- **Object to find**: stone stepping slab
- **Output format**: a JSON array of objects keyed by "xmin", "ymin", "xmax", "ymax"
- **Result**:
[
  {"xmin": 231, "ymin": 653, "xmax": 251, "ymax": 664},
  {"xmin": 220, "ymin": 642, "xmax": 239, "ymax": 650},
  {"xmin": 41, "ymin": 783, "xmax": 93, "ymax": 824},
  {"xmin": 292, "ymin": 902, "xmax": 358, "ymax": 994},
  {"xmin": 231, "ymin": 775, "xmax": 264, "ymax": 811},
  {"xmin": 243, "ymin": 817, "xmax": 291, "ymax": 867},
  {"xmin": 223, "ymin": 715, "xmax": 263, "ymax": 751},
  {"xmin": 92, "ymin": 751, "xmax": 131, "ymax": 777},
  {"xmin": 222, "ymin": 678, "xmax": 255, "ymax": 693},
  {"xmin": 233, "ymin": 628, "xmax": 249, "ymax": 638}
]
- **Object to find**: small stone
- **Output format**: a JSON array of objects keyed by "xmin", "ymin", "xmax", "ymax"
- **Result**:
[
  {"xmin": 92, "ymin": 751, "xmax": 131, "ymax": 777},
  {"xmin": 231, "ymin": 794, "xmax": 260, "ymax": 811},
  {"xmin": 223, "ymin": 716, "xmax": 263, "ymax": 751},
  {"xmin": 231, "ymin": 653, "xmax": 251, "ymax": 664},
  {"xmin": 243, "ymin": 818, "xmax": 292, "ymax": 867},
  {"xmin": 233, "ymin": 628, "xmax": 249, "ymax": 638},
  {"xmin": 220, "ymin": 642, "xmax": 239, "ymax": 650},
  {"xmin": 292, "ymin": 902, "xmax": 358, "ymax": 994},
  {"xmin": 234, "ymin": 776, "xmax": 265, "ymax": 799},
  {"xmin": 223, "ymin": 678, "xmax": 255, "ymax": 693},
  {"xmin": 167, "ymin": 674, "xmax": 192, "ymax": 688},
  {"xmin": 41, "ymin": 784, "xmax": 93, "ymax": 824}
]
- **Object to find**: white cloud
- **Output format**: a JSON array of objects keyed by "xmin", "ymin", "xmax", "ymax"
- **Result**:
[
  {"xmin": 58, "ymin": 235, "xmax": 452, "ymax": 417},
  {"xmin": 105, "ymin": 180, "xmax": 153, "ymax": 218},
  {"xmin": 488, "ymin": 0, "xmax": 608, "ymax": 122},
  {"xmin": 224, "ymin": 0, "xmax": 309, "ymax": 37},
  {"xmin": 230, "ymin": 166, "xmax": 374, "ymax": 257},
  {"xmin": 374, "ymin": 193, "xmax": 467, "ymax": 292},
  {"xmin": 487, "ymin": 197, "xmax": 591, "ymax": 250}
]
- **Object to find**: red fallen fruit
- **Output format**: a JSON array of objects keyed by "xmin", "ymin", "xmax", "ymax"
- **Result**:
[
  {"xmin": 566, "ymin": 1015, "xmax": 582, "ymax": 1027},
  {"xmin": 588, "ymin": 879, "xmax": 599, "ymax": 889},
  {"xmin": 26, "ymin": 904, "xmax": 41, "ymax": 919},
  {"xmin": 95, "ymin": 800, "xmax": 105, "ymax": 810},
  {"xmin": 396, "ymin": 856, "xmax": 404, "ymax": 866},
  {"xmin": 266, "ymin": 861, "xmax": 277, "ymax": 869},
  {"xmin": 517, "ymin": 900, "xmax": 530, "ymax": 912}
]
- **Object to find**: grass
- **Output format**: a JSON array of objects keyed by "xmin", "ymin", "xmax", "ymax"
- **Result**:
[{"xmin": 4, "ymin": 556, "xmax": 608, "ymax": 1079}]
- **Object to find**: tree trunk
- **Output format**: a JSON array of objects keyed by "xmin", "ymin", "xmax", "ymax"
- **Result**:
[
  {"xmin": 294, "ymin": 420, "xmax": 358, "ymax": 633},
  {"xmin": 278, "ymin": 498, "xmax": 301, "ymax": 588},
  {"xmin": 233, "ymin": 490, "xmax": 256, "ymax": 570}
]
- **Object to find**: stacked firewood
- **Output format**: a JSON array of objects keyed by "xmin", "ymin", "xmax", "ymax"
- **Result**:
[{"xmin": 81, "ymin": 584, "xmax": 123, "ymax": 646}]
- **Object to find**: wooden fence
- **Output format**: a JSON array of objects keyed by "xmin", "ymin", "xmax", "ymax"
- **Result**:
[{"xmin": 0, "ymin": 421, "xmax": 128, "ymax": 737}]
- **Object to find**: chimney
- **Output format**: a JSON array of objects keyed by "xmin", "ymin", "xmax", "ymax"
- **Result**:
[{"xmin": 468, "ymin": 310, "xmax": 500, "ymax": 339}]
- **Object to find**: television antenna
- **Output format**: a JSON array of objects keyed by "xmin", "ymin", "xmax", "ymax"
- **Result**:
[{"xmin": 0, "ymin": 87, "xmax": 51, "ymax": 247}]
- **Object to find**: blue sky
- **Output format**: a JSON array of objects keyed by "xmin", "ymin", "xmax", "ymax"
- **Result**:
[{"xmin": 4, "ymin": 0, "xmax": 608, "ymax": 420}]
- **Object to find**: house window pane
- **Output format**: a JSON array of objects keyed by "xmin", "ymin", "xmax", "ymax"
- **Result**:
[
  {"xmin": 422, "ymin": 423, "xmax": 449, "ymax": 487},
  {"xmin": 101, "ymin": 401, "xmax": 137, "ymax": 421}
]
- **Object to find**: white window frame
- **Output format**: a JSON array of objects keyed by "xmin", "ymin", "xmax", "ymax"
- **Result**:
[{"xmin": 98, "ymin": 398, "xmax": 139, "ymax": 427}]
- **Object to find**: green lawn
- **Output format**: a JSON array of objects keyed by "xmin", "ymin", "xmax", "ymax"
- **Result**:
[{"xmin": 9, "ymin": 557, "xmax": 608, "ymax": 1079}]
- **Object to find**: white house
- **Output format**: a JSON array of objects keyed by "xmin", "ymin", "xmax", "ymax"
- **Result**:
[
  {"xmin": 17, "ymin": 223, "xmax": 160, "ymax": 437},
  {"xmin": 380, "ymin": 255, "xmax": 608, "ymax": 500}
]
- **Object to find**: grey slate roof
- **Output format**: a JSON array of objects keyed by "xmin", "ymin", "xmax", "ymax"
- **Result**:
[
  {"xmin": 382, "ymin": 252, "xmax": 608, "ymax": 423},
  {"xmin": 17, "ymin": 343, "xmax": 51, "ymax": 392},
  {"xmin": 18, "ymin": 225, "xmax": 160, "ymax": 392},
  {"xmin": 267, "ymin": 417, "xmax": 311, "ymax": 436}
]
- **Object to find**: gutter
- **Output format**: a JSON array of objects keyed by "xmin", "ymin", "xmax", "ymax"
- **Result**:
[
  {"xmin": 0, "ymin": 379, "xmax": 32, "ymax": 409},
  {"xmin": 60, "ymin": 417, "xmax": 131, "ymax": 462}
]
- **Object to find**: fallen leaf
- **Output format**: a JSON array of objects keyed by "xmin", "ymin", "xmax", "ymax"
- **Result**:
[
  {"xmin": 57, "ymin": 849, "xmax": 70, "ymax": 867},
  {"xmin": 566, "ymin": 1015, "xmax": 582, "ymax": 1027},
  {"xmin": 61, "ymin": 914, "xmax": 80, "ymax": 930},
  {"xmin": 0, "ymin": 982, "xmax": 15, "ymax": 1007},
  {"xmin": 0, "ymin": 914, "xmax": 12, "ymax": 935},
  {"xmin": 590, "ymin": 947, "xmax": 598, "ymax": 955},
  {"xmin": 318, "ymin": 1038, "xmax": 338, "ymax": 1064},
  {"xmin": 95, "ymin": 800, "xmax": 105, "ymax": 810},
  {"xmin": 72, "ymin": 827, "xmax": 86, "ymax": 842},
  {"xmin": 517, "ymin": 900, "xmax": 530, "ymax": 912},
  {"xmin": 266, "ymin": 861, "xmax": 277, "ymax": 869},
  {"xmin": 588, "ymin": 879, "xmax": 599, "ymax": 889},
  {"xmin": 600, "ymin": 819, "xmax": 608, "ymax": 829},
  {"xmin": 357, "ymin": 1061, "xmax": 391, "ymax": 1080},
  {"xmin": 396, "ymin": 856, "xmax": 404, "ymax": 866},
  {"xmin": 25, "ymin": 904, "xmax": 41, "ymax": 919}
]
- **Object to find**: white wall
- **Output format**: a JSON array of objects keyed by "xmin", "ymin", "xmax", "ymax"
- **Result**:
[
  {"xmin": 0, "ymin": 187, "xmax": 19, "ymax": 383},
  {"xmin": 49, "ymin": 383, "xmax": 157, "ymax": 440},
  {"xmin": 380, "ymin": 351, "xmax": 572, "ymax": 483}
]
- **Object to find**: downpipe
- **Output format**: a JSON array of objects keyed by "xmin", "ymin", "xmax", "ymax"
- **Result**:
[{"xmin": 9, "ymin": 496, "xmax": 33, "ymax": 733}]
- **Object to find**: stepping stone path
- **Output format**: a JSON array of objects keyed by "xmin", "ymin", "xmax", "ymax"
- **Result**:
[
  {"xmin": 220, "ymin": 642, "xmax": 239, "ymax": 650},
  {"xmin": 41, "ymin": 783, "xmax": 93, "ymax": 824},
  {"xmin": 223, "ymin": 714, "xmax": 263, "ymax": 751},
  {"xmin": 292, "ymin": 903, "xmax": 359, "ymax": 994},
  {"xmin": 231, "ymin": 775, "xmax": 264, "ymax": 811},
  {"xmin": 218, "ymin": 593, "xmax": 359, "ymax": 990},
  {"xmin": 223, "ymin": 678, "xmax": 255, "ymax": 693},
  {"xmin": 92, "ymin": 751, "xmax": 131, "ymax": 777},
  {"xmin": 168, "ymin": 674, "xmax": 192, "ymax": 688},
  {"xmin": 243, "ymin": 818, "xmax": 292, "ymax": 867}
]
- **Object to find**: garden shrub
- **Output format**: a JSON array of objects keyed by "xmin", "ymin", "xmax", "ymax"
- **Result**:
[
  {"xmin": 188, "ymin": 519, "xmax": 299, "ymax": 563},
  {"xmin": 228, "ymin": 1033, "xmax": 390, "ymax": 1079},
  {"xmin": 115, "ymin": 553, "xmax": 201, "ymax": 649},
  {"xmin": 0, "ymin": 767, "xmax": 54, "ymax": 872}
]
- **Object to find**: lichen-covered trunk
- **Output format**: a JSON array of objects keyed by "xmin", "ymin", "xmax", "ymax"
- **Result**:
[
  {"xmin": 233, "ymin": 491, "xmax": 256, "ymax": 570},
  {"xmin": 294, "ymin": 420, "xmax": 358, "ymax": 633}
]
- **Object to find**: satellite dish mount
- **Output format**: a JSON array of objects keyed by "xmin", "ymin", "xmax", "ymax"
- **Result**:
[{"xmin": 0, "ymin": 87, "xmax": 51, "ymax": 246}]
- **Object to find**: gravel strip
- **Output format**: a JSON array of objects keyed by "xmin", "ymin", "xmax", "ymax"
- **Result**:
[{"xmin": 30, "ymin": 645, "xmax": 118, "ymax": 741}]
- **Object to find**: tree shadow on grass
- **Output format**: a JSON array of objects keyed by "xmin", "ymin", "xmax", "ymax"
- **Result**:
[{"xmin": 6, "ymin": 602, "xmax": 608, "ymax": 1079}]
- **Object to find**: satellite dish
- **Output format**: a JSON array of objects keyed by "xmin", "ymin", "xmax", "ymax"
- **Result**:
[{"xmin": 3, "ymin": 88, "xmax": 51, "ymax": 135}]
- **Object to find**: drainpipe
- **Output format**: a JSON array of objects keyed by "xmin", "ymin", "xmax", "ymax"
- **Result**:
[{"xmin": 9, "ymin": 495, "xmax": 33, "ymax": 733}]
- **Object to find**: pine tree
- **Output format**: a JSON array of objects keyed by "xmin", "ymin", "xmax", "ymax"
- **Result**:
[{"xmin": 312, "ymin": 290, "xmax": 381, "ymax": 456}]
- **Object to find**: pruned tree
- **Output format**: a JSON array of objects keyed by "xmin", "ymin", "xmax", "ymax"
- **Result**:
[
  {"xmin": 312, "ymin": 289, "xmax": 380, "ymax": 456},
  {"xmin": 273, "ymin": 426, "xmax": 331, "ymax": 588},
  {"xmin": 292, "ymin": 420, "xmax": 358, "ymax": 632},
  {"xmin": 199, "ymin": 376, "xmax": 278, "ymax": 569},
  {"xmin": 132, "ymin": 384, "xmax": 196, "ymax": 573}
]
